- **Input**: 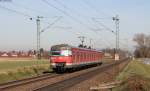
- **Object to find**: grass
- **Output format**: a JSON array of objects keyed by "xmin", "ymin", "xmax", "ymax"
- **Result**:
[
  {"xmin": 0, "ymin": 58, "xmax": 51, "ymax": 84},
  {"xmin": 116, "ymin": 59, "xmax": 150, "ymax": 80},
  {"xmin": 0, "ymin": 59, "xmax": 49, "ymax": 73},
  {"xmin": 113, "ymin": 59, "xmax": 150, "ymax": 91}
]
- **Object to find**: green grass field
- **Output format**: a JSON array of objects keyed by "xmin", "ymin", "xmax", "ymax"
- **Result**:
[
  {"xmin": 0, "ymin": 59, "xmax": 49, "ymax": 73},
  {"xmin": 113, "ymin": 59, "xmax": 150, "ymax": 91},
  {"xmin": 0, "ymin": 58, "xmax": 51, "ymax": 84},
  {"xmin": 0, "ymin": 58, "xmax": 112, "ymax": 84}
]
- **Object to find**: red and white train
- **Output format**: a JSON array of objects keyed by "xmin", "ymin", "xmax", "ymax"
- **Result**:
[{"xmin": 50, "ymin": 44, "xmax": 103, "ymax": 72}]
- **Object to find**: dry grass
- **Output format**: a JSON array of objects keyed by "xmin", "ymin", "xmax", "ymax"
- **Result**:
[{"xmin": 113, "ymin": 59, "xmax": 150, "ymax": 91}]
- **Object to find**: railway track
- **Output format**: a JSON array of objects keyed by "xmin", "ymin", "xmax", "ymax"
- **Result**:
[
  {"xmin": 34, "ymin": 58, "xmax": 130, "ymax": 91},
  {"xmin": 0, "ymin": 73, "xmax": 60, "ymax": 91},
  {"xmin": 0, "ymin": 58, "xmax": 130, "ymax": 91}
]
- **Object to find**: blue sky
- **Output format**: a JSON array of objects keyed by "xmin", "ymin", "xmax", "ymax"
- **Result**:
[{"xmin": 0, "ymin": 0, "xmax": 149, "ymax": 51}]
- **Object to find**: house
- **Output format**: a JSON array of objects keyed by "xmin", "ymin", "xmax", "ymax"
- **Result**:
[{"xmin": 1, "ymin": 53, "xmax": 9, "ymax": 57}]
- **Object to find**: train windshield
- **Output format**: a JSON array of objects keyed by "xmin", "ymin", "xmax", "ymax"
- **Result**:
[
  {"xmin": 51, "ymin": 50, "xmax": 72, "ymax": 56},
  {"xmin": 51, "ymin": 51, "xmax": 60, "ymax": 56}
]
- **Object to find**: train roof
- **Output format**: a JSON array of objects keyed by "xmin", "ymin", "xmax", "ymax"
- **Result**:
[{"xmin": 51, "ymin": 44, "xmax": 102, "ymax": 52}]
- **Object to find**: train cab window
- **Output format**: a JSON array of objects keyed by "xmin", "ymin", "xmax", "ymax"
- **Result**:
[
  {"xmin": 51, "ymin": 51, "xmax": 60, "ymax": 56},
  {"xmin": 51, "ymin": 50, "xmax": 72, "ymax": 56}
]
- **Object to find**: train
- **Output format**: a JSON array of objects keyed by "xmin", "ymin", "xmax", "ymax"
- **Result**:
[{"xmin": 50, "ymin": 44, "xmax": 103, "ymax": 72}]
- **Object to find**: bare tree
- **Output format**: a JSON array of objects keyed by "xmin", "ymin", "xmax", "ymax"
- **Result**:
[
  {"xmin": 145, "ymin": 35, "xmax": 150, "ymax": 47},
  {"xmin": 133, "ymin": 33, "xmax": 146, "ymax": 46},
  {"xmin": 133, "ymin": 33, "xmax": 150, "ymax": 58}
]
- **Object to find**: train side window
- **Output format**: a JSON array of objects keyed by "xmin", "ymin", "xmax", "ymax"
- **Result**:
[
  {"xmin": 82, "ymin": 52, "xmax": 85, "ymax": 61},
  {"xmin": 91, "ymin": 53, "xmax": 92, "ymax": 60},
  {"xmin": 77, "ymin": 52, "xmax": 79, "ymax": 62},
  {"xmin": 93, "ymin": 54, "xmax": 94, "ymax": 60},
  {"xmin": 81, "ymin": 52, "xmax": 83, "ymax": 61},
  {"xmin": 90, "ymin": 53, "xmax": 91, "ymax": 60},
  {"xmin": 73, "ymin": 51, "xmax": 76, "ymax": 62},
  {"xmin": 83, "ymin": 52, "xmax": 85, "ymax": 61},
  {"xmin": 79, "ymin": 52, "xmax": 81, "ymax": 62},
  {"xmin": 79, "ymin": 52, "xmax": 81, "ymax": 61},
  {"xmin": 75, "ymin": 52, "xmax": 77, "ymax": 62},
  {"xmin": 81, "ymin": 52, "xmax": 82, "ymax": 61},
  {"xmin": 80, "ymin": 52, "xmax": 82, "ymax": 62},
  {"xmin": 84, "ymin": 52, "xmax": 87, "ymax": 60},
  {"xmin": 87, "ymin": 53, "xmax": 88, "ymax": 61},
  {"xmin": 88, "ymin": 53, "xmax": 89, "ymax": 61},
  {"xmin": 85, "ymin": 52, "xmax": 86, "ymax": 61}
]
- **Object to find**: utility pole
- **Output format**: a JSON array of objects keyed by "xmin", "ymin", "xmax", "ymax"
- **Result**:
[
  {"xmin": 113, "ymin": 15, "xmax": 120, "ymax": 60},
  {"xmin": 36, "ymin": 16, "xmax": 43, "ymax": 59},
  {"xmin": 78, "ymin": 36, "xmax": 85, "ymax": 47},
  {"xmin": 29, "ymin": 16, "xmax": 62, "ymax": 59}
]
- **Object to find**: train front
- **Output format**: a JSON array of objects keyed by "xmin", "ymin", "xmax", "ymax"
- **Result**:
[{"xmin": 50, "ymin": 44, "xmax": 72, "ymax": 72}]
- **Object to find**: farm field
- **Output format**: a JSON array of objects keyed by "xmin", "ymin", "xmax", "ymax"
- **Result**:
[
  {"xmin": 0, "ymin": 58, "xmax": 49, "ymax": 73},
  {"xmin": 113, "ymin": 59, "xmax": 150, "ymax": 91},
  {"xmin": 0, "ymin": 58, "xmax": 51, "ymax": 84}
]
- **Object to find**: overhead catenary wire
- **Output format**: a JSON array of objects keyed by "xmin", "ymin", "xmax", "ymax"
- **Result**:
[
  {"xmin": 0, "ymin": 4, "xmax": 58, "ymax": 25},
  {"xmin": 52, "ymin": 0, "xmax": 113, "ymax": 47},
  {"xmin": 42, "ymin": 0, "xmax": 102, "ymax": 34},
  {"xmin": 41, "ymin": 16, "xmax": 62, "ymax": 33},
  {"xmin": 79, "ymin": 0, "xmax": 119, "ymax": 46},
  {"xmin": 0, "ymin": 0, "xmax": 123, "ymax": 50},
  {"xmin": 10, "ymin": 2, "xmax": 50, "ymax": 16},
  {"xmin": 52, "ymin": 0, "xmax": 118, "ymax": 48},
  {"xmin": 0, "ymin": 4, "xmax": 33, "ymax": 18},
  {"xmin": 93, "ymin": 17, "xmax": 128, "ymax": 50},
  {"xmin": 54, "ymin": 0, "xmax": 103, "ymax": 32},
  {"xmin": 81, "ymin": 0, "xmax": 113, "ymax": 18},
  {"xmin": 92, "ymin": 18, "xmax": 115, "ymax": 34},
  {"xmin": 42, "ymin": 0, "xmax": 83, "ymax": 25},
  {"xmin": 81, "ymin": 0, "xmax": 117, "ymax": 35},
  {"xmin": 81, "ymin": 1, "xmax": 124, "ymax": 51}
]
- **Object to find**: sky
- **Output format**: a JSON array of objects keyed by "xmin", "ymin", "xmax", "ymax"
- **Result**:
[{"xmin": 0, "ymin": 0, "xmax": 150, "ymax": 51}]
